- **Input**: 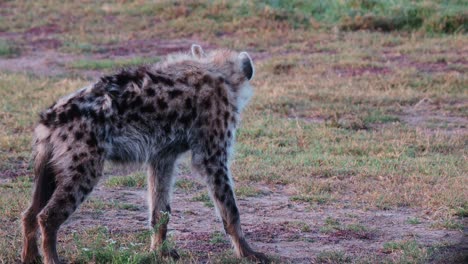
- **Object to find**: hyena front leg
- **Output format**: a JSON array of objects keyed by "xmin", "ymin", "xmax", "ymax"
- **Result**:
[
  {"xmin": 37, "ymin": 156, "xmax": 103, "ymax": 264},
  {"xmin": 147, "ymin": 154, "xmax": 179, "ymax": 259},
  {"xmin": 193, "ymin": 151, "xmax": 269, "ymax": 263}
]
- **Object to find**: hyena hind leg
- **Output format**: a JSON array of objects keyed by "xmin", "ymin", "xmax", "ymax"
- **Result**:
[{"xmin": 37, "ymin": 160, "xmax": 102, "ymax": 264}]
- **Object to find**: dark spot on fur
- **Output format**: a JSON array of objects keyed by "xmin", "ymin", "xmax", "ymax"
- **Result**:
[
  {"xmin": 184, "ymin": 98, "xmax": 192, "ymax": 109},
  {"xmin": 216, "ymin": 85, "xmax": 223, "ymax": 97},
  {"xmin": 76, "ymin": 164, "xmax": 85, "ymax": 174},
  {"xmin": 148, "ymin": 73, "xmax": 175, "ymax": 86},
  {"xmin": 202, "ymin": 74, "xmax": 213, "ymax": 85},
  {"xmin": 128, "ymin": 113, "xmax": 141, "ymax": 122},
  {"xmin": 60, "ymin": 134, "xmax": 68, "ymax": 141},
  {"xmin": 179, "ymin": 114, "xmax": 192, "ymax": 127},
  {"xmin": 72, "ymin": 174, "xmax": 80, "ymax": 181},
  {"xmin": 215, "ymin": 118, "xmax": 221, "ymax": 128},
  {"xmin": 214, "ymin": 169, "xmax": 224, "ymax": 186},
  {"xmin": 101, "ymin": 67, "xmax": 145, "ymax": 90},
  {"xmin": 86, "ymin": 132, "xmax": 98, "ymax": 147},
  {"xmin": 117, "ymin": 100, "xmax": 128, "ymax": 115},
  {"xmin": 72, "ymin": 155, "xmax": 79, "ymax": 162},
  {"xmin": 202, "ymin": 98, "xmax": 211, "ymax": 110},
  {"xmin": 67, "ymin": 104, "xmax": 81, "ymax": 120},
  {"xmin": 75, "ymin": 132, "xmax": 84, "ymax": 140},
  {"xmin": 145, "ymin": 88, "xmax": 156, "ymax": 96},
  {"xmin": 162, "ymin": 124, "xmax": 171, "ymax": 134},
  {"xmin": 157, "ymin": 98, "xmax": 168, "ymax": 110},
  {"xmin": 57, "ymin": 198, "xmax": 67, "ymax": 206},
  {"xmin": 140, "ymin": 104, "xmax": 156, "ymax": 113},
  {"xmin": 65, "ymin": 186, "xmax": 73, "ymax": 192},
  {"xmin": 129, "ymin": 96, "xmax": 143, "ymax": 109},
  {"xmin": 96, "ymin": 111, "xmax": 106, "ymax": 124},
  {"xmin": 68, "ymin": 194, "xmax": 76, "ymax": 204},
  {"xmin": 168, "ymin": 89, "xmax": 183, "ymax": 99},
  {"xmin": 58, "ymin": 112, "xmax": 69, "ymax": 124},
  {"xmin": 167, "ymin": 111, "xmax": 178, "ymax": 123},
  {"xmin": 194, "ymin": 82, "xmax": 202, "ymax": 91},
  {"xmin": 79, "ymin": 185, "xmax": 91, "ymax": 195},
  {"xmin": 227, "ymin": 130, "xmax": 232, "ymax": 138}
]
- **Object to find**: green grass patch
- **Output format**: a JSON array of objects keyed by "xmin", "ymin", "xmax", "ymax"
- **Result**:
[
  {"xmin": 382, "ymin": 240, "xmax": 430, "ymax": 264},
  {"xmin": 0, "ymin": 39, "xmax": 20, "ymax": 57},
  {"xmin": 235, "ymin": 185, "xmax": 262, "ymax": 198},
  {"xmin": 84, "ymin": 198, "xmax": 140, "ymax": 211},
  {"xmin": 191, "ymin": 192, "xmax": 214, "ymax": 208},
  {"xmin": 175, "ymin": 178, "xmax": 201, "ymax": 191},
  {"xmin": 407, "ymin": 217, "xmax": 421, "ymax": 225},
  {"xmin": 432, "ymin": 218, "xmax": 464, "ymax": 230},
  {"xmin": 105, "ymin": 171, "xmax": 147, "ymax": 188},
  {"xmin": 364, "ymin": 110, "xmax": 399, "ymax": 125},
  {"xmin": 73, "ymin": 227, "xmax": 176, "ymax": 264},
  {"xmin": 210, "ymin": 231, "xmax": 229, "ymax": 244},
  {"xmin": 290, "ymin": 193, "xmax": 332, "ymax": 205}
]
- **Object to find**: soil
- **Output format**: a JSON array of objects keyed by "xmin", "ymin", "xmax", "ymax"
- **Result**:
[{"xmin": 61, "ymin": 173, "xmax": 467, "ymax": 263}]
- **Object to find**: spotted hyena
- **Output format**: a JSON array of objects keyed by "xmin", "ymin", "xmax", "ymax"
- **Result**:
[{"xmin": 21, "ymin": 45, "xmax": 268, "ymax": 264}]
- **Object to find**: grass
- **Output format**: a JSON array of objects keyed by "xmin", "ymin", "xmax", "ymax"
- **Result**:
[
  {"xmin": 0, "ymin": 39, "xmax": 20, "ymax": 57},
  {"xmin": 191, "ymin": 192, "xmax": 214, "ymax": 208},
  {"xmin": 105, "ymin": 171, "xmax": 147, "ymax": 188},
  {"xmin": 407, "ymin": 217, "xmax": 421, "ymax": 225},
  {"xmin": 210, "ymin": 231, "xmax": 229, "ymax": 245},
  {"xmin": 235, "ymin": 185, "xmax": 263, "ymax": 198},
  {"xmin": 68, "ymin": 57, "xmax": 160, "ymax": 70},
  {"xmin": 382, "ymin": 240, "xmax": 430, "ymax": 264},
  {"xmin": 174, "ymin": 178, "xmax": 202, "ymax": 191},
  {"xmin": 83, "ymin": 198, "xmax": 140, "ymax": 212}
]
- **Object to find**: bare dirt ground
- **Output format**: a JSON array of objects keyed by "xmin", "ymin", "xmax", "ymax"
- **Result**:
[{"xmin": 64, "ymin": 172, "xmax": 466, "ymax": 263}]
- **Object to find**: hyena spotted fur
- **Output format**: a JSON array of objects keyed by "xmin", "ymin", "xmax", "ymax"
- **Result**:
[{"xmin": 21, "ymin": 45, "xmax": 268, "ymax": 264}]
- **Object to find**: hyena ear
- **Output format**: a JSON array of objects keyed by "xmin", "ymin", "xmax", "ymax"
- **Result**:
[
  {"xmin": 191, "ymin": 44, "xmax": 205, "ymax": 58},
  {"xmin": 239, "ymin": 52, "xmax": 254, "ymax": 80}
]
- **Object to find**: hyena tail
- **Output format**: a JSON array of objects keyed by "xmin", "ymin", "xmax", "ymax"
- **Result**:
[{"xmin": 32, "ymin": 141, "xmax": 56, "ymax": 208}]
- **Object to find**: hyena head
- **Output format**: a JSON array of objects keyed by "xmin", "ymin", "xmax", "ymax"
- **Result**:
[{"xmin": 190, "ymin": 44, "xmax": 255, "ymax": 112}]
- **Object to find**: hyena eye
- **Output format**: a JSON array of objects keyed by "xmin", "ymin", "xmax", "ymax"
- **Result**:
[{"xmin": 239, "ymin": 52, "xmax": 254, "ymax": 80}]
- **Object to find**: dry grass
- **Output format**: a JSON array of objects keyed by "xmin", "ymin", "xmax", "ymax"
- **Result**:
[{"xmin": 0, "ymin": 0, "xmax": 466, "ymax": 263}]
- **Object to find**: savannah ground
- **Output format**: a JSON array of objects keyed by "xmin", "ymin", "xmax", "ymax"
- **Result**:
[{"xmin": 0, "ymin": 1, "xmax": 467, "ymax": 263}]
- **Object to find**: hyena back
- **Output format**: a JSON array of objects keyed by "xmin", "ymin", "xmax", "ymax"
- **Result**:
[{"xmin": 21, "ymin": 45, "xmax": 268, "ymax": 263}]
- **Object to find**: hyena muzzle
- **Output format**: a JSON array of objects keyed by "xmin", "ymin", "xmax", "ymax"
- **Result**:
[{"xmin": 21, "ymin": 45, "xmax": 268, "ymax": 264}]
